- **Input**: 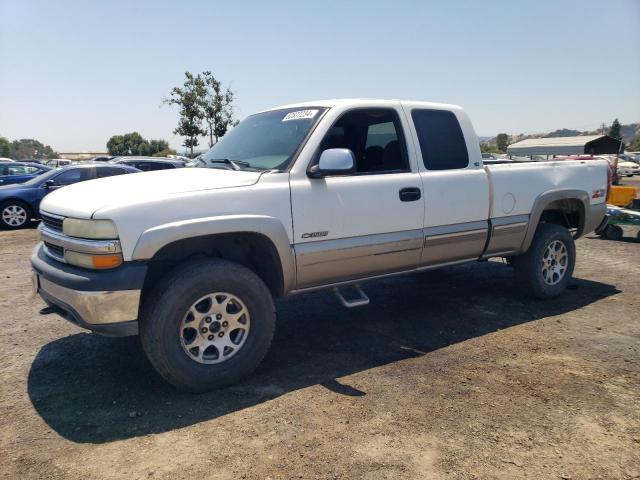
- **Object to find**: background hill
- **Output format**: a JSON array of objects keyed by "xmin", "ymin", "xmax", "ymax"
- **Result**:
[{"xmin": 483, "ymin": 122, "xmax": 639, "ymax": 151}]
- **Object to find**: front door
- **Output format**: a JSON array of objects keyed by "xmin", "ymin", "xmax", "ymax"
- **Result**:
[{"xmin": 290, "ymin": 106, "xmax": 424, "ymax": 289}]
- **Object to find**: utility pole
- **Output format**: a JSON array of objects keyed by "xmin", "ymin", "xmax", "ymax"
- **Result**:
[{"xmin": 600, "ymin": 122, "xmax": 607, "ymax": 135}]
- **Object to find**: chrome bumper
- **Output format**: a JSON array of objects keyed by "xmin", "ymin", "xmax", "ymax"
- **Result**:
[{"xmin": 35, "ymin": 274, "xmax": 140, "ymax": 336}]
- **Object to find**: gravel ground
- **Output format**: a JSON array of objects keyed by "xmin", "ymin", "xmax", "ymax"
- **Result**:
[{"xmin": 0, "ymin": 202, "xmax": 639, "ymax": 479}]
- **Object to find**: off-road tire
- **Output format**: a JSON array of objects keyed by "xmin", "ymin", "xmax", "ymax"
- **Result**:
[
  {"xmin": 513, "ymin": 223, "xmax": 576, "ymax": 299},
  {"xmin": 140, "ymin": 258, "xmax": 276, "ymax": 392}
]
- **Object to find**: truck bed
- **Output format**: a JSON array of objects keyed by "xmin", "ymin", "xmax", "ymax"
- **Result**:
[{"xmin": 485, "ymin": 159, "xmax": 608, "ymax": 220}]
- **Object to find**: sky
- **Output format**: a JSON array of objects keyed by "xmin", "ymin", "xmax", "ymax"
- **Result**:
[{"xmin": 1, "ymin": 0, "xmax": 639, "ymax": 153}]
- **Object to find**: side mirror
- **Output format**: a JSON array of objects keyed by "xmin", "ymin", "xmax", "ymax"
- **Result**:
[
  {"xmin": 308, "ymin": 148, "xmax": 355, "ymax": 178},
  {"xmin": 45, "ymin": 179, "xmax": 56, "ymax": 188}
]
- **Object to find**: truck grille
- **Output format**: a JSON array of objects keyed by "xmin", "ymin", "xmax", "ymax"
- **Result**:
[
  {"xmin": 41, "ymin": 213, "xmax": 64, "ymax": 232},
  {"xmin": 44, "ymin": 242, "xmax": 64, "ymax": 259}
]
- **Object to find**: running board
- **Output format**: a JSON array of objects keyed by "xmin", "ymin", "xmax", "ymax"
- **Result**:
[{"xmin": 333, "ymin": 284, "xmax": 370, "ymax": 308}]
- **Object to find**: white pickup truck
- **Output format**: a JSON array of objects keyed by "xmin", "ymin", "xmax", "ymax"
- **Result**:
[{"xmin": 32, "ymin": 99, "xmax": 609, "ymax": 391}]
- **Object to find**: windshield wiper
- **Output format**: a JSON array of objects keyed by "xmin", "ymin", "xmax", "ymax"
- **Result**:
[{"xmin": 207, "ymin": 158, "xmax": 250, "ymax": 171}]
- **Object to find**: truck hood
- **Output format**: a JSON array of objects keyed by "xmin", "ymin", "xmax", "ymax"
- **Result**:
[{"xmin": 40, "ymin": 168, "xmax": 263, "ymax": 218}]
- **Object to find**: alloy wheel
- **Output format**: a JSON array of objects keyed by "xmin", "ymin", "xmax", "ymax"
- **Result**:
[
  {"xmin": 2, "ymin": 205, "xmax": 28, "ymax": 227},
  {"xmin": 179, "ymin": 292, "xmax": 250, "ymax": 364},
  {"xmin": 541, "ymin": 240, "xmax": 568, "ymax": 285}
]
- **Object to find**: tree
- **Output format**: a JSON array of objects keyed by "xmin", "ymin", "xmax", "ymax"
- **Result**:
[
  {"xmin": 106, "ymin": 132, "xmax": 171, "ymax": 156},
  {"xmin": 608, "ymin": 118, "xmax": 622, "ymax": 140},
  {"xmin": 10, "ymin": 139, "xmax": 57, "ymax": 160},
  {"xmin": 164, "ymin": 72, "xmax": 207, "ymax": 157},
  {"xmin": 0, "ymin": 136, "xmax": 11, "ymax": 157},
  {"xmin": 627, "ymin": 136, "xmax": 640, "ymax": 151},
  {"xmin": 201, "ymin": 71, "xmax": 236, "ymax": 147},
  {"xmin": 496, "ymin": 133, "xmax": 509, "ymax": 153},
  {"xmin": 149, "ymin": 139, "xmax": 170, "ymax": 154},
  {"xmin": 153, "ymin": 148, "xmax": 177, "ymax": 157},
  {"xmin": 107, "ymin": 132, "xmax": 147, "ymax": 156},
  {"xmin": 480, "ymin": 142, "xmax": 499, "ymax": 154}
]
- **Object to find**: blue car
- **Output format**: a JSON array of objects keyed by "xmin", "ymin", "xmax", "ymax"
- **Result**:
[
  {"xmin": 0, "ymin": 163, "xmax": 139, "ymax": 229},
  {"xmin": 0, "ymin": 161, "xmax": 52, "ymax": 186}
]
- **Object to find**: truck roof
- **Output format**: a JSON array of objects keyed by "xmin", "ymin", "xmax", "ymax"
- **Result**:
[{"xmin": 261, "ymin": 98, "xmax": 463, "ymax": 113}]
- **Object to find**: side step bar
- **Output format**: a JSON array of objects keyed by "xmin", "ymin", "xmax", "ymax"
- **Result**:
[{"xmin": 333, "ymin": 284, "xmax": 370, "ymax": 308}]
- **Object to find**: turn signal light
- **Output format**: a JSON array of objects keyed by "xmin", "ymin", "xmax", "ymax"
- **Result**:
[
  {"xmin": 92, "ymin": 254, "xmax": 123, "ymax": 269},
  {"xmin": 64, "ymin": 251, "xmax": 123, "ymax": 270}
]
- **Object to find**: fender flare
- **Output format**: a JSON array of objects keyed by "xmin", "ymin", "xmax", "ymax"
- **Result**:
[
  {"xmin": 131, "ymin": 215, "xmax": 296, "ymax": 293},
  {"xmin": 520, "ymin": 189, "xmax": 589, "ymax": 252}
]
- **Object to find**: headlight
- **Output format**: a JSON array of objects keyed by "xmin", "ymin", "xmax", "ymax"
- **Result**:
[
  {"xmin": 64, "ymin": 250, "xmax": 123, "ymax": 269},
  {"xmin": 63, "ymin": 218, "xmax": 118, "ymax": 239}
]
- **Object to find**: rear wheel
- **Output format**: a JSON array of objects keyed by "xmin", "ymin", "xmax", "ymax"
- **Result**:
[
  {"xmin": 513, "ymin": 223, "xmax": 575, "ymax": 299},
  {"xmin": 0, "ymin": 201, "xmax": 31, "ymax": 229},
  {"xmin": 140, "ymin": 258, "xmax": 276, "ymax": 392}
]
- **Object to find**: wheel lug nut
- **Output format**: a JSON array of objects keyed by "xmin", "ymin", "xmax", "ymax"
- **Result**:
[
  {"xmin": 222, "ymin": 321, "xmax": 228, "ymax": 327},
  {"xmin": 218, "ymin": 332, "xmax": 224, "ymax": 337},
  {"xmin": 208, "ymin": 335, "xmax": 214, "ymax": 340},
  {"xmin": 201, "ymin": 327, "xmax": 208, "ymax": 333},
  {"xmin": 216, "ymin": 314, "xmax": 222, "ymax": 320},
  {"xmin": 205, "ymin": 317, "xmax": 212, "ymax": 323}
]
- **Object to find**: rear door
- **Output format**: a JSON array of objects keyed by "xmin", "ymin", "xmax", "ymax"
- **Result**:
[
  {"xmin": 96, "ymin": 166, "xmax": 130, "ymax": 178},
  {"xmin": 290, "ymin": 105, "xmax": 425, "ymax": 288},
  {"xmin": 403, "ymin": 104, "xmax": 490, "ymax": 266}
]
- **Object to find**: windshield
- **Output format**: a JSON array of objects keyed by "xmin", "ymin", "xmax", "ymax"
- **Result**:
[
  {"xmin": 22, "ymin": 167, "xmax": 62, "ymax": 186},
  {"xmin": 199, "ymin": 107, "xmax": 327, "ymax": 171}
]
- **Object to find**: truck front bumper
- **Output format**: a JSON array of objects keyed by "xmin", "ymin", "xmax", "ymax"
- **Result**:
[{"xmin": 31, "ymin": 244, "xmax": 147, "ymax": 336}]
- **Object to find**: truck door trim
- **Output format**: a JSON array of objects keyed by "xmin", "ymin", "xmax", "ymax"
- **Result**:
[
  {"xmin": 421, "ymin": 220, "xmax": 489, "ymax": 265},
  {"xmin": 294, "ymin": 229, "xmax": 423, "ymax": 288},
  {"xmin": 482, "ymin": 214, "xmax": 530, "ymax": 258}
]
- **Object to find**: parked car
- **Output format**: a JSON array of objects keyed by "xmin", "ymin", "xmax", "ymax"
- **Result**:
[
  {"xmin": 185, "ymin": 157, "xmax": 207, "ymax": 168},
  {"xmin": 90, "ymin": 156, "xmax": 113, "ymax": 162},
  {"xmin": 617, "ymin": 160, "xmax": 640, "ymax": 177},
  {"xmin": 0, "ymin": 162, "xmax": 51, "ymax": 186},
  {"xmin": 0, "ymin": 157, "xmax": 14, "ymax": 162},
  {"xmin": 0, "ymin": 163, "xmax": 139, "ymax": 229},
  {"xmin": 45, "ymin": 158, "xmax": 73, "ymax": 168},
  {"xmin": 33, "ymin": 99, "xmax": 608, "ymax": 392},
  {"xmin": 110, "ymin": 156, "xmax": 186, "ymax": 171}
]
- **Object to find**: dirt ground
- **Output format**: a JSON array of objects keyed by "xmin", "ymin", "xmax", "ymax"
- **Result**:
[{"xmin": 1, "ymin": 194, "xmax": 639, "ymax": 479}]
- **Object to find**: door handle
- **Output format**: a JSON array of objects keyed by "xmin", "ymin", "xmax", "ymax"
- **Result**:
[{"xmin": 399, "ymin": 187, "xmax": 421, "ymax": 202}]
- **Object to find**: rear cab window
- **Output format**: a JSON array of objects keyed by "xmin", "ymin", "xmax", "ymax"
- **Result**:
[{"xmin": 411, "ymin": 109, "xmax": 469, "ymax": 170}]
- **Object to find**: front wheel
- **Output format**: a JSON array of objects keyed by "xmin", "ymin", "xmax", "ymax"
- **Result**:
[
  {"xmin": 604, "ymin": 225, "xmax": 623, "ymax": 241},
  {"xmin": 513, "ymin": 223, "xmax": 576, "ymax": 299},
  {"xmin": 140, "ymin": 258, "xmax": 276, "ymax": 392}
]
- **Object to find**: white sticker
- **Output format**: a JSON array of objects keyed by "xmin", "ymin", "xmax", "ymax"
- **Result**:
[{"xmin": 282, "ymin": 109, "xmax": 319, "ymax": 122}]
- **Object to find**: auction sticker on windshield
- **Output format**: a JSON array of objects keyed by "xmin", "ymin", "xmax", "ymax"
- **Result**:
[{"xmin": 282, "ymin": 110, "xmax": 319, "ymax": 121}]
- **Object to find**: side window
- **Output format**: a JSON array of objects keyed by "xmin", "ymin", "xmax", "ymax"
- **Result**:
[
  {"xmin": 136, "ymin": 162, "xmax": 156, "ymax": 171},
  {"xmin": 319, "ymin": 108, "xmax": 409, "ymax": 174},
  {"xmin": 7, "ymin": 166, "xmax": 29, "ymax": 175},
  {"xmin": 411, "ymin": 109, "xmax": 469, "ymax": 170},
  {"xmin": 51, "ymin": 168, "xmax": 90, "ymax": 186},
  {"xmin": 96, "ymin": 167, "xmax": 128, "ymax": 178}
]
